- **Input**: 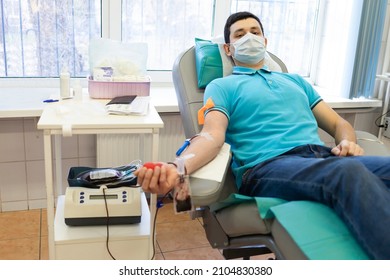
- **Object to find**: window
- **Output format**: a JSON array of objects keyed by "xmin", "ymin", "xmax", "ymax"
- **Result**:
[
  {"xmin": 230, "ymin": 0, "xmax": 320, "ymax": 76},
  {"xmin": 0, "ymin": 0, "xmax": 322, "ymax": 78},
  {"xmin": 122, "ymin": 0, "xmax": 215, "ymax": 71},
  {"xmin": 0, "ymin": 0, "xmax": 385, "ymax": 101},
  {"xmin": 121, "ymin": 0, "xmax": 319, "ymax": 75},
  {"xmin": 0, "ymin": 0, "xmax": 101, "ymax": 77}
]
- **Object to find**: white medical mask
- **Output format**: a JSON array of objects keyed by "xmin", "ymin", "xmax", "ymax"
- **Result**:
[{"xmin": 231, "ymin": 32, "xmax": 266, "ymax": 65}]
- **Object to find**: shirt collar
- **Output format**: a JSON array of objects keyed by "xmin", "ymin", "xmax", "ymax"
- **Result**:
[{"xmin": 232, "ymin": 65, "xmax": 271, "ymax": 75}]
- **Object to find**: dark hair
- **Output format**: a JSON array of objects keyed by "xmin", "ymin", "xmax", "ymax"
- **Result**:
[{"xmin": 224, "ymin": 11, "xmax": 264, "ymax": 44}]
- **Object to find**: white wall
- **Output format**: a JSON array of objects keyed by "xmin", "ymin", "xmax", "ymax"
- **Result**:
[
  {"xmin": 0, "ymin": 114, "xmax": 185, "ymax": 212},
  {"xmin": 0, "ymin": 118, "xmax": 96, "ymax": 211}
]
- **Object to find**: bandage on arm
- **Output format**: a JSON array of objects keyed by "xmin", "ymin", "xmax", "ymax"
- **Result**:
[{"xmin": 177, "ymin": 112, "xmax": 227, "ymax": 175}]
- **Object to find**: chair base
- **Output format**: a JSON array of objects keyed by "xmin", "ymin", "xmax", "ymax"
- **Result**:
[
  {"xmin": 222, "ymin": 246, "xmax": 274, "ymax": 260},
  {"xmin": 202, "ymin": 206, "xmax": 286, "ymax": 259}
]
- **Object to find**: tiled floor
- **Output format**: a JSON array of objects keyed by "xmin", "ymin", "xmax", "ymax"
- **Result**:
[
  {"xmin": 0, "ymin": 198, "xmax": 273, "ymax": 260},
  {"xmin": 0, "ymin": 208, "xmax": 48, "ymax": 260}
]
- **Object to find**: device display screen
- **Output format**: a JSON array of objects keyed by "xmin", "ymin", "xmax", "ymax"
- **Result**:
[{"xmin": 89, "ymin": 194, "xmax": 118, "ymax": 200}]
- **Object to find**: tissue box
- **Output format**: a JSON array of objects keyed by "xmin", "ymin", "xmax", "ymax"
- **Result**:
[{"xmin": 88, "ymin": 76, "xmax": 151, "ymax": 99}]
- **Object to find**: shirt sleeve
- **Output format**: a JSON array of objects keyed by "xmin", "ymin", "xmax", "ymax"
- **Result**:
[
  {"xmin": 289, "ymin": 74, "xmax": 323, "ymax": 109},
  {"xmin": 203, "ymin": 79, "xmax": 231, "ymax": 121}
]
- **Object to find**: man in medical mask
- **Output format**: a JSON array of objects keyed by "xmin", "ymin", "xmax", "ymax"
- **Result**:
[
  {"xmin": 136, "ymin": 11, "xmax": 390, "ymax": 259},
  {"xmin": 224, "ymin": 18, "xmax": 267, "ymax": 67}
]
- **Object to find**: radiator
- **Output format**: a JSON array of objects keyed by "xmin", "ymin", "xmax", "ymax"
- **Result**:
[{"xmin": 97, "ymin": 113, "xmax": 186, "ymax": 167}]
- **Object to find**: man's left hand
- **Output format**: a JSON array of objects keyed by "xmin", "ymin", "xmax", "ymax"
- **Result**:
[{"xmin": 331, "ymin": 139, "xmax": 364, "ymax": 156}]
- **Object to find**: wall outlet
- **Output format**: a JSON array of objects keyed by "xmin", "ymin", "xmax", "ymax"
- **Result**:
[{"xmin": 383, "ymin": 117, "xmax": 390, "ymax": 138}]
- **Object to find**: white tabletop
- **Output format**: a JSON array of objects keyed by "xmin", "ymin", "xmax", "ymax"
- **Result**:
[
  {"xmin": 0, "ymin": 86, "xmax": 179, "ymax": 118},
  {"xmin": 37, "ymin": 95, "xmax": 164, "ymax": 131},
  {"xmin": 0, "ymin": 88, "xmax": 57, "ymax": 118}
]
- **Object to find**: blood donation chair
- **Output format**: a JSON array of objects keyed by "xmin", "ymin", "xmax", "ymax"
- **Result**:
[{"xmin": 172, "ymin": 41, "xmax": 390, "ymax": 260}]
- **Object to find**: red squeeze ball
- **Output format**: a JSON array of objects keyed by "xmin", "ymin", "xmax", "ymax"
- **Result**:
[{"xmin": 143, "ymin": 162, "xmax": 163, "ymax": 170}]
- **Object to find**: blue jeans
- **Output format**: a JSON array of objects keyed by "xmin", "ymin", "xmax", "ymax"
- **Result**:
[{"xmin": 239, "ymin": 144, "xmax": 390, "ymax": 259}]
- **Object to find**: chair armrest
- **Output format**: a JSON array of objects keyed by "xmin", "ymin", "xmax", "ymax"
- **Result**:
[
  {"xmin": 355, "ymin": 130, "xmax": 390, "ymax": 156},
  {"xmin": 190, "ymin": 143, "xmax": 235, "ymax": 206}
]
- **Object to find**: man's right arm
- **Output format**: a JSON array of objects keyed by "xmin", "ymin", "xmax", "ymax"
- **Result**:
[
  {"xmin": 135, "ymin": 110, "xmax": 228, "ymax": 194},
  {"xmin": 177, "ymin": 110, "xmax": 228, "ymax": 174}
]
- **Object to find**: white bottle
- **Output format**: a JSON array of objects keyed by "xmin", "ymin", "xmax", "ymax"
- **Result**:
[
  {"xmin": 73, "ymin": 79, "xmax": 83, "ymax": 101},
  {"xmin": 60, "ymin": 68, "xmax": 71, "ymax": 99}
]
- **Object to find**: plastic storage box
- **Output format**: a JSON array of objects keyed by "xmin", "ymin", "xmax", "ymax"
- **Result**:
[{"xmin": 88, "ymin": 76, "xmax": 151, "ymax": 99}]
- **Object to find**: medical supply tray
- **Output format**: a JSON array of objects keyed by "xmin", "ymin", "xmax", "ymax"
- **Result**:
[{"xmin": 88, "ymin": 76, "xmax": 151, "ymax": 99}]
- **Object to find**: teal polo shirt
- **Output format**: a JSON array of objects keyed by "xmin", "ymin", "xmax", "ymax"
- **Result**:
[{"xmin": 203, "ymin": 66, "xmax": 324, "ymax": 188}]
